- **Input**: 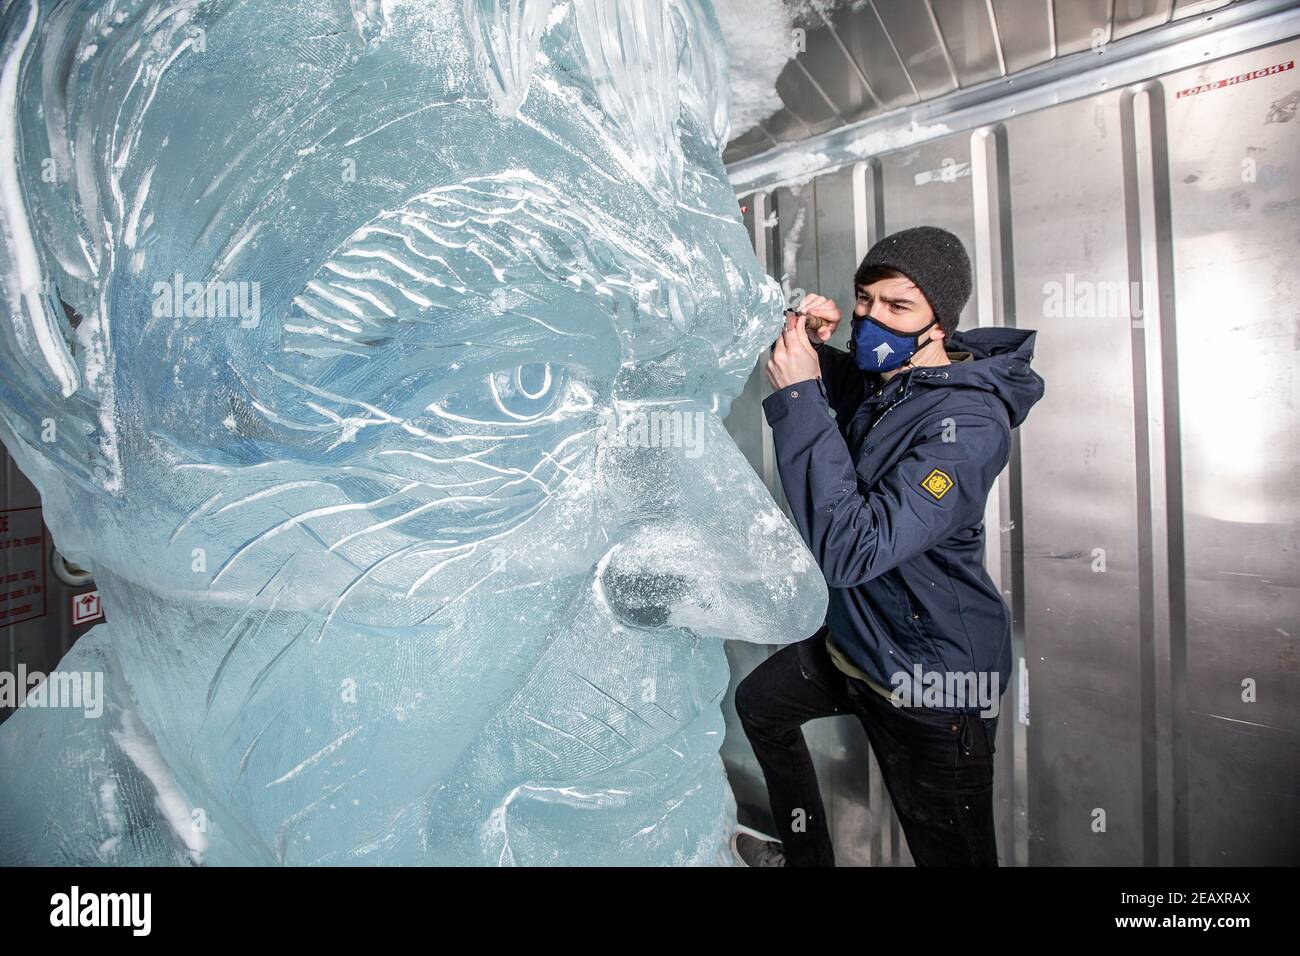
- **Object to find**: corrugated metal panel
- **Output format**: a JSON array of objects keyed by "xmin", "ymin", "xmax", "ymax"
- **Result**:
[
  {"xmin": 989, "ymin": 0, "xmax": 1055, "ymax": 72},
  {"xmin": 723, "ymin": 0, "xmax": 1261, "ymax": 165},
  {"xmin": 819, "ymin": 1, "xmax": 916, "ymax": 114},
  {"xmin": 1113, "ymin": 0, "xmax": 1178, "ymax": 41},
  {"xmin": 874, "ymin": 0, "xmax": 959, "ymax": 101},
  {"xmin": 930, "ymin": 0, "xmax": 1006, "ymax": 85},
  {"xmin": 1052, "ymin": 0, "xmax": 1116, "ymax": 56}
]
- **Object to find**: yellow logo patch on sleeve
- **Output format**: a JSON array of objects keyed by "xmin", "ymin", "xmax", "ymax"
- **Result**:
[{"xmin": 920, "ymin": 468, "xmax": 954, "ymax": 500}]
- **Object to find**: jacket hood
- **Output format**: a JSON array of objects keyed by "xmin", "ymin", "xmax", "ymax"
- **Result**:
[{"xmin": 929, "ymin": 327, "xmax": 1044, "ymax": 427}]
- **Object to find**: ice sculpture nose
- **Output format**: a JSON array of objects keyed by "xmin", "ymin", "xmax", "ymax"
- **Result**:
[
  {"xmin": 593, "ymin": 517, "xmax": 824, "ymax": 644},
  {"xmin": 596, "ymin": 558, "xmax": 691, "ymax": 631},
  {"xmin": 593, "ymin": 408, "xmax": 827, "ymax": 645}
]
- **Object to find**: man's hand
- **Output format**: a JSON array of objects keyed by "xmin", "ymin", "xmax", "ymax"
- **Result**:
[
  {"xmin": 766, "ymin": 310, "xmax": 822, "ymax": 390},
  {"xmin": 795, "ymin": 293, "xmax": 841, "ymax": 343}
]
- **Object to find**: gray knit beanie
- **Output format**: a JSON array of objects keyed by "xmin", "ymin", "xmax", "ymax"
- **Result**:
[{"xmin": 854, "ymin": 226, "xmax": 972, "ymax": 334}]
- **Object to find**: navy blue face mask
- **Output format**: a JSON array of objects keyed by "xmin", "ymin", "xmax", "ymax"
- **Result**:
[{"xmin": 849, "ymin": 314, "xmax": 939, "ymax": 372}]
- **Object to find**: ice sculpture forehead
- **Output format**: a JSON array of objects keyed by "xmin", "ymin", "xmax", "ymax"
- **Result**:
[{"xmin": 44, "ymin": 0, "xmax": 737, "ymax": 362}]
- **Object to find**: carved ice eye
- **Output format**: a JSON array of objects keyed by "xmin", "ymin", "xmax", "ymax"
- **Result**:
[{"xmin": 487, "ymin": 362, "xmax": 566, "ymax": 421}]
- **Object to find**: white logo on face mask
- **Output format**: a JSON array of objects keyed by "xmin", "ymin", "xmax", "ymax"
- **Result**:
[{"xmin": 873, "ymin": 342, "xmax": 894, "ymax": 366}]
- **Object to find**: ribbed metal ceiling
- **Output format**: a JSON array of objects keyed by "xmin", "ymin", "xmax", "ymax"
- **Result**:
[{"xmin": 723, "ymin": 0, "xmax": 1252, "ymax": 163}]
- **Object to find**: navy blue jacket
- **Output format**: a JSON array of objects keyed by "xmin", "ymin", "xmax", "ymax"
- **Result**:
[{"xmin": 762, "ymin": 327, "xmax": 1044, "ymax": 712}]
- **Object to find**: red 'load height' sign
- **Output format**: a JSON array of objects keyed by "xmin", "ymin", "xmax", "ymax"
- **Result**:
[{"xmin": 1176, "ymin": 59, "xmax": 1294, "ymax": 98}]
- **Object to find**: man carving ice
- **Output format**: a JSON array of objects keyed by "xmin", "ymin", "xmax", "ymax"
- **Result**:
[{"xmin": 733, "ymin": 226, "xmax": 1045, "ymax": 867}]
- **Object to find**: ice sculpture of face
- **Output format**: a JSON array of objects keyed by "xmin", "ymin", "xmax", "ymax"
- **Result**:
[{"xmin": 0, "ymin": 0, "xmax": 825, "ymax": 864}]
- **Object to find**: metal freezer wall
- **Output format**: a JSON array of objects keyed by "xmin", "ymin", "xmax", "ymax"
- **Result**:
[
  {"xmin": 723, "ymin": 36, "xmax": 1299, "ymax": 866},
  {"xmin": 0, "ymin": 446, "xmax": 103, "ymax": 726}
]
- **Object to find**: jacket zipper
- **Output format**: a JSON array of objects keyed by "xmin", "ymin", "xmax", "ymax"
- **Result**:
[
  {"xmin": 867, "ymin": 368, "xmax": 951, "ymax": 435},
  {"xmin": 867, "ymin": 371, "xmax": 915, "ymax": 433}
]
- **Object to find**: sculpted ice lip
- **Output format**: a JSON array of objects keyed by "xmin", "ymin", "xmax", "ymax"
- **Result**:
[{"xmin": 0, "ymin": 0, "xmax": 825, "ymax": 865}]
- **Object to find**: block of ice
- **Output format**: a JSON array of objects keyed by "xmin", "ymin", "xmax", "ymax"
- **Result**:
[{"xmin": 0, "ymin": 0, "xmax": 825, "ymax": 864}]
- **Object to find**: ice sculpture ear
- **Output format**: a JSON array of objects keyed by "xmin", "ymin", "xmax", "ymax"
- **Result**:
[
  {"xmin": 464, "ymin": 0, "xmax": 729, "ymax": 193},
  {"xmin": 572, "ymin": 0, "xmax": 684, "ymax": 194},
  {"xmin": 0, "ymin": 0, "xmax": 119, "ymax": 497},
  {"xmin": 465, "ymin": 0, "xmax": 555, "ymax": 118},
  {"xmin": 0, "ymin": 0, "xmax": 78, "ymax": 400},
  {"xmin": 670, "ymin": 0, "xmax": 732, "ymax": 150}
]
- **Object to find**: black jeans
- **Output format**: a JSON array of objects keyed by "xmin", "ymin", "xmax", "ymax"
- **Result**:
[{"xmin": 735, "ymin": 627, "xmax": 999, "ymax": 866}]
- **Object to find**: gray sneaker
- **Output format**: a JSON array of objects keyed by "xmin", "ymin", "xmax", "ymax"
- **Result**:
[{"xmin": 731, "ymin": 830, "xmax": 787, "ymax": 867}]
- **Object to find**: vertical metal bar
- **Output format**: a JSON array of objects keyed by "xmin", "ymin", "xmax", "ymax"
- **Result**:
[
  {"xmin": 812, "ymin": 178, "xmax": 822, "ymax": 293},
  {"xmin": 1119, "ymin": 83, "xmax": 1162, "ymax": 869},
  {"xmin": 851, "ymin": 158, "xmax": 883, "ymax": 261},
  {"xmin": 971, "ymin": 121, "xmax": 1029, "ymax": 866},
  {"xmin": 970, "ymin": 124, "xmax": 1006, "ymax": 864},
  {"xmin": 1135, "ymin": 86, "xmax": 1175, "ymax": 868},
  {"xmin": 1138, "ymin": 82, "xmax": 1187, "ymax": 866},
  {"xmin": 752, "ymin": 191, "xmax": 787, "ymax": 512},
  {"xmin": 1120, "ymin": 81, "xmax": 1187, "ymax": 867}
]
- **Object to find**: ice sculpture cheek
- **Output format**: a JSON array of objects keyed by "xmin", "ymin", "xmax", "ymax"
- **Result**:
[{"xmin": 0, "ymin": 0, "xmax": 827, "ymax": 865}]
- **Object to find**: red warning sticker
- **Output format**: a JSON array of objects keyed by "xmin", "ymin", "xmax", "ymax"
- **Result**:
[
  {"xmin": 1176, "ymin": 59, "xmax": 1294, "ymax": 99},
  {"xmin": 72, "ymin": 590, "xmax": 103, "ymax": 627},
  {"xmin": 0, "ymin": 507, "xmax": 46, "ymax": 627}
]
